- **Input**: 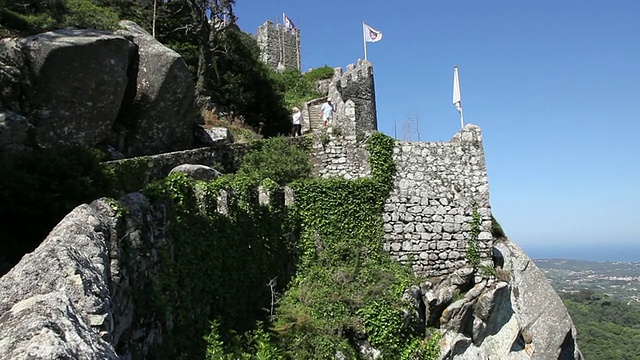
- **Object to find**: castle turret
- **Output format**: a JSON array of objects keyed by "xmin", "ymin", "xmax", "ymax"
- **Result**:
[
  {"xmin": 255, "ymin": 20, "xmax": 300, "ymax": 71},
  {"xmin": 328, "ymin": 59, "xmax": 378, "ymax": 135}
]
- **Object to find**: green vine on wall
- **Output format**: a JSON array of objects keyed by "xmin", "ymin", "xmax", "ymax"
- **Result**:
[
  {"xmin": 270, "ymin": 132, "xmax": 440, "ymax": 359},
  {"xmin": 127, "ymin": 133, "xmax": 442, "ymax": 359},
  {"xmin": 466, "ymin": 206, "xmax": 481, "ymax": 266},
  {"xmin": 137, "ymin": 159, "xmax": 303, "ymax": 358}
]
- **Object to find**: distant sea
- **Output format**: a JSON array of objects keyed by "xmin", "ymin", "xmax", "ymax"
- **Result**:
[{"xmin": 520, "ymin": 242, "xmax": 640, "ymax": 263}]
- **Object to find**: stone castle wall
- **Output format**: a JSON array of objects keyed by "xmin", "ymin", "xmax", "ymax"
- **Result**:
[
  {"xmin": 256, "ymin": 21, "xmax": 300, "ymax": 71},
  {"xmin": 382, "ymin": 125, "xmax": 492, "ymax": 277},
  {"xmin": 310, "ymin": 134, "xmax": 371, "ymax": 179},
  {"xmin": 313, "ymin": 125, "xmax": 493, "ymax": 277},
  {"xmin": 321, "ymin": 59, "xmax": 378, "ymax": 136}
]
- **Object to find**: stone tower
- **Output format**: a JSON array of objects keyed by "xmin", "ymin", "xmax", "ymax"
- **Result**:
[
  {"xmin": 255, "ymin": 20, "xmax": 300, "ymax": 71},
  {"xmin": 301, "ymin": 59, "xmax": 378, "ymax": 136}
]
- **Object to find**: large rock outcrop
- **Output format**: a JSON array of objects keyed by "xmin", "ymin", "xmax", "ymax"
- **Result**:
[
  {"xmin": 0, "ymin": 203, "xmax": 118, "ymax": 359},
  {"xmin": 436, "ymin": 240, "xmax": 583, "ymax": 359},
  {"xmin": 0, "ymin": 193, "xmax": 173, "ymax": 359},
  {"xmin": 116, "ymin": 21, "xmax": 196, "ymax": 156},
  {"xmin": 0, "ymin": 22, "xmax": 196, "ymax": 156},
  {"xmin": 0, "ymin": 29, "xmax": 132, "ymax": 148}
]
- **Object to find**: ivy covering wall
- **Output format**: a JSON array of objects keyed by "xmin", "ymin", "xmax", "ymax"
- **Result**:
[{"xmin": 130, "ymin": 133, "xmax": 440, "ymax": 359}]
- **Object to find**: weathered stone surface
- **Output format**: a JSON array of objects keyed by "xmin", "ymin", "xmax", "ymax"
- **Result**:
[
  {"xmin": 0, "ymin": 204, "xmax": 112, "ymax": 318},
  {"xmin": 495, "ymin": 241, "xmax": 583, "ymax": 360},
  {"xmin": 0, "ymin": 61, "xmax": 21, "ymax": 111},
  {"xmin": 195, "ymin": 126, "xmax": 234, "ymax": 145},
  {"xmin": 329, "ymin": 60, "xmax": 377, "ymax": 134},
  {"xmin": 311, "ymin": 136, "xmax": 371, "ymax": 179},
  {"xmin": 0, "ymin": 29, "xmax": 132, "ymax": 148},
  {"xmin": 382, "ymin": 125, "xmax": 493, "ymax": 277},
  {"xmin": 0, "ymin": 292, "xmax": 118, "ymax": 360},
  {"xmin": 256, "ymin": 20, "xmax": 300, "ymax": 71},
  {"xmin": 439, "ymin": 241, "xmax": 583, "ymax": 360},
  {"xmin": 169, "ymin": 163, "xmax": 221, "ymax": 182},
  {"xmin": 116, "ymin": 21, "xmax": 196, "ymax": 156},
  {"xmin": 106, "ymin": 193, "xmax": 170, "ymax": 358},
  {"xmin": 0, "ymin": 203, "xmax": 116, "ymax": 359},
  {"xmin": 103, "ymin": 143, "xmax": 251, "ymax": 189}
]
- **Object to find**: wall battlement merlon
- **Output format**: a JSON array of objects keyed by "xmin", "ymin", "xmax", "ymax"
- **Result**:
[{"xmin": 332, "ymin": 59, "xmax": 375, "ymax": 83}]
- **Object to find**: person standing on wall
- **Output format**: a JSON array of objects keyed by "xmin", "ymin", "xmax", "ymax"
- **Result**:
[
  {"xmin": 321, "ymin": 98, "xmax": 334, "ymax": 127},
  {"xmin": 291, "ymin": 106, "xmax": 302, "ymax": 137}
]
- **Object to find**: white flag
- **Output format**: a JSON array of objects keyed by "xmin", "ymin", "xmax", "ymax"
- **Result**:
[
  {"xmin": 283, "ymin": 13, "xmax": 296, "ymax": 29},
  {"xmin": 363, "ymin": 23, "xmax": 382, "ymax": 42},
  {"xmin": 452, "ymin": 65, "xmax": 463, "ymax": 114}
]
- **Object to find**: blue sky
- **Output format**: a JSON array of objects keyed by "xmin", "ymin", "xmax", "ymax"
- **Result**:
[{"xmin": 234, "ymin": 1, "xmax": 640, "ymax": 260}]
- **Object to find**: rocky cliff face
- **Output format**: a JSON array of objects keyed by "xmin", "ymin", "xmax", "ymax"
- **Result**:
[
  {"xmin": 436, "ymin": 241, "xmax": 583, "ymax": 359},
  {"xmin": 0, "ymin": 191, "xmax": 583, "ymax": 359},
  {"xmin": 0, "ymin": 21, "xmax": 198, "ymax": 157}
]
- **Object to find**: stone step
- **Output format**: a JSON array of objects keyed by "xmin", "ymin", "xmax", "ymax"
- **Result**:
[{"xmin": 308, "ymin": 104, "xmax": 324, "ymax": 131}]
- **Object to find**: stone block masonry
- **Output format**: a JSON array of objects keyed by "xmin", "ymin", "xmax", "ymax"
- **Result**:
[
  {"xmin": 382, "ymin": 125, "xmax": 493, "ymax": 277},
  {"xmin": 310, "ymin": 134, "xmax": 371, "ymax": 180},
  {"xmin": 325, "ymin": 59, "xmax": 378, "ymax": 136},
  {"xmin": 256, "ymin": 20, "xmax": 300, "ymax": 71},
  {"xmin": 311, "ymin": 124, "xmax": 493, "ymax": 278}
]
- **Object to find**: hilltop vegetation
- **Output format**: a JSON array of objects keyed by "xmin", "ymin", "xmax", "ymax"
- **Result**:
[{"xmin": 561, "ymin": 289, "xmax": 640, "ymax": 360}]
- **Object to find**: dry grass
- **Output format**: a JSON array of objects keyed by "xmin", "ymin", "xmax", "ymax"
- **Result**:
[{"xmin": 200, "ymin": 107, "xmax": 262, "ymax": 144}]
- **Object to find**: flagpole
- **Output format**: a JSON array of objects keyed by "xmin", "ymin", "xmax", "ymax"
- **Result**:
[
  {"xmin": 296, "ymin": 28, "xmax": 301, "ymax": 70},
  {"xmin": 363, "ymin": 22, "xmax": 368, "ymax": 60},
  {"xmin": 459, "ymin": 108, "xmax": 465, "ymax": 129}
]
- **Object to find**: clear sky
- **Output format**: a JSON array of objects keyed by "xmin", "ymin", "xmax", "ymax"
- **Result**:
[{"xmin": 234, "ymin": 1, "xmax": 640, "ymax": 261}]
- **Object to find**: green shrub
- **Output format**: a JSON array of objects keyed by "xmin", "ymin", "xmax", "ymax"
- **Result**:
[
  {"xmin": 236, "ymin": 136, "xmax": 311, "ymax": 186},
  {"xmin": 466, "ymin": 207, "xmax": 481, "ymax": 265},
  {"xmin": 271, "ymin": 69, "xmax": 320, "ymax": 109},
  {"xmin": 140, "ymin": 172, "xmax": 298, "ymax": 358},
  {"xmin": 303, "ymin": 65, "xmax": 334, "ymax": 82},
  {"xmin": 491, "ymin": 214, "xmax": 506, "ymax": 239},
  {"xmin": 272, "ymin": 65, "xmax": 334, "ymax": 109},
  {"xmin": 62, "ymin": 0, "xmax": 119, "ymax": 30},
  {"xmin": 0, "ymin": 0, "xmax": 119, "ymax": 34},
  {"xmin": 269, "ymin": 132, "xmax": 437, "ymax": 358},
  {"xmin": 0, "ymin": 10, "xmax": 56, "ymax": 33}
]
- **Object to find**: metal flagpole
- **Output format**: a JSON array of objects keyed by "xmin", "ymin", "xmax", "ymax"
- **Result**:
[
  {"xmin": 363, "ymin": 22, "xmax": 368, "ymax": 60},
  {"xmin": 296, "ymin": 29, "xmax": 301, "ymax": 70},
  {"xmin": 281, "ymin": 13, "xmax": 286, "ymax": 68}
]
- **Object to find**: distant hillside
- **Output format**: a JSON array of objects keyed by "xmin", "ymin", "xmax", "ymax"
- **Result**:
[
  {"xmin": 562, "ymin": 289, "xmax": 640, "ymax": 360},
  {"xmin": 535, "ymin": 258, "xmax": 640, "ymax": 305},
  {"xmin": 534, "ymin": 259, "xmax": 640, "ymax": 360}
]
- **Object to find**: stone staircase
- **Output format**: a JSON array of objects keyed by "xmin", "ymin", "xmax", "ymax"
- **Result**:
[{"xmin": 302, "ymin": 97, "xmax": 327, "ymax": 134}]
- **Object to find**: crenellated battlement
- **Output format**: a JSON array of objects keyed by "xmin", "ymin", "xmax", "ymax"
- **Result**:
[{"xmin": 255, "ymin": 20, "xmax": 300, "ymax": 71}]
